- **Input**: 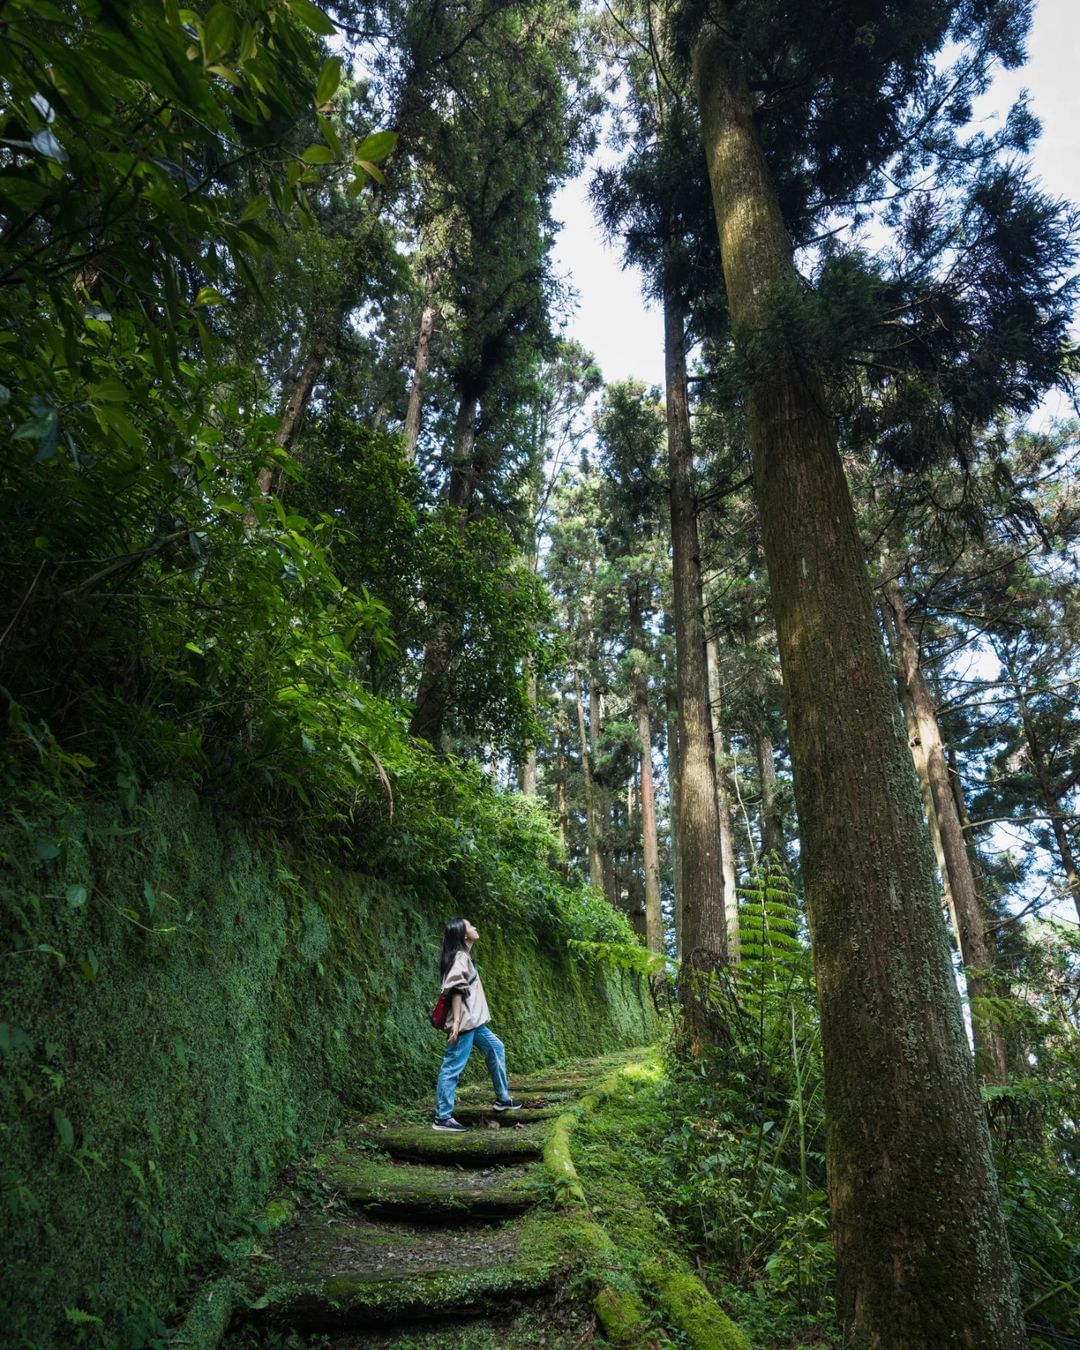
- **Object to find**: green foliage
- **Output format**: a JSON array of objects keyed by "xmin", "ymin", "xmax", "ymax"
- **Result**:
[
  {"xmin": 0, "ymin": 0, "xmax": 412, "ymax": 835},
  {"xmin": 0, "ymin": 783, "xmax": 654, "ymax": 1347},
  {"xmin": 570, "ymin": 1057, "xmax": 752, "ymax": 1347},
  {"xmin": 664, "ymin": 867, "xmax": 839, "ymax": 1347},
  {"xmin": 987, "ymin": 921, "xmax": 1080, "ymax": 1348}
]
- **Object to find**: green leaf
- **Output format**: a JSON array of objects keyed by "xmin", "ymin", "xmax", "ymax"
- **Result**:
[
  {"xmin": 301, "ymin": 144, "xmax": 335, "ymax": 164},
  {"xmin": 0, "ymin": 176, "xmax": 50, "ymax": 210},
  {"xmin": 316, "ymin": 113, "xmax": 343, "ymax": 159},
  {"xmin": 53, "ymin": 1108, "xmax": 74, "ymax": 1149},
  {"xmin": 288, "ymin": 0, "xmax": 335, "ymax": 36},
  {"xmin": 240, "ymin": 193, "xmax": 268, "ymax": 222},
  {"xmin": 143, "ymin": 880, "xmax": 157, "ymax": 915},
  {"xmin": 64, "ymin": 1310, "xmax": 104, "ymax": 1327},
  {"xmin": 316, "ymin": 56, "xmax": 343, "ymax": 105},
  {"xmin": 203, "ymin": 4, "xmax": 236, "ymax": 62},
  {"xmin": 194, "ymin": 286, "xmax": 226, "ymax": 307},
  {"xmin": 207, "ymin": 64, "xmax": 241, "ymax": 86},
  {"xmin": 355, "ymin": 130, "xmax": 397, "ymax": 164},
  {"xmin": 357, "ymin": 160, "xmax": 385, "ymax": 185},
  {"xmin": 66, "ymin": 884, "xmax": 88, "ymax": 909},
  {"xmin": 237, "ymin": 20, "xmax": 258, "ymax": 64},
  {"xmin": 91, "ymin": 377, "xmax": 129, "ymax": 403},
  {"xmin": 35, "ymin": 839, "xmax": 60, "ymax": 861}
]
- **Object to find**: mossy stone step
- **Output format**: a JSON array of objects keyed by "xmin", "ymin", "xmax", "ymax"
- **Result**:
[
  {"xmin": 230, "ymin": 1298, "xmax": 598, "ymax": 1346},
  {"xmin": 360, "ymin": 1120, "xmax": 548, "ymax": 1166},
  {"xmin": 235, "ymin": 1208, "xmax": 570, "ymax": 1332},
  {"xmin": 450, "ymin": 1103, "xmax": 561, "ymax": 1125},
  {"xmin": 455, "ymin": 1082, "xmax": 582, "ymax": 1103},
  {"xmin": 313, "ymin": 1156, "xmax": 540, "ymax": 1220}
]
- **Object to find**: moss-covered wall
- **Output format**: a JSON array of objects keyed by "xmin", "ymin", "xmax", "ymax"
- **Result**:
[{"xmin": 0, "ymin": 784, "xmax": 653, "ymax": 1346}]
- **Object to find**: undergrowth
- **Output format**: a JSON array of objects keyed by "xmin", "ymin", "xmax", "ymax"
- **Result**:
[{"xmin": 578, "ymin": 865, "xmax": 1080, "ymax": 1349}]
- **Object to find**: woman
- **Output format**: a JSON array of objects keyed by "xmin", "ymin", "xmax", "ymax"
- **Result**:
[{"xmin": 433, "ymin": 917, "xmax": 521, "ymax": 1131}]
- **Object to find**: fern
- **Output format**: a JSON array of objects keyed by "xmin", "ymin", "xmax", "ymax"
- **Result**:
[{"xmin": 568, "ymin": 938, "xmax": 672, "ymax": 980}]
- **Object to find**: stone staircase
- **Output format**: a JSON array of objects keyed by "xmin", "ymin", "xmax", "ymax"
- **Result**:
[{"xmin": 207, "ymin": 1051, "xmax": 646, "ymax": 1347}]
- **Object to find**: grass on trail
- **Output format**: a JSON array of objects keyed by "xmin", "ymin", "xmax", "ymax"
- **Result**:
[{"xmin": 571, "ymin": 1053, "xmax": 839, "ymax": 1350}]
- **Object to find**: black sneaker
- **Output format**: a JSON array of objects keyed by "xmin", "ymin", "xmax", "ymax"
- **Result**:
[
  {"xmin": 432, "ymin": 1116, "xmax": 468, "ymax": 1132},
  {"xmin": 492, "ymin": 1097, "xmax": 522, "ymax": 1112}
]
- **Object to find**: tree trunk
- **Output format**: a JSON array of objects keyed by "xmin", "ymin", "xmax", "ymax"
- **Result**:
[
  {"xmin": 881, "ymin": 602, "xmax": 958, "ymax": 938},
  {"xmin": 1003, "ymin": 653, "xmax": 1080, "ymax": 925},
  {"xmin": 666, "ymin": 684, "xmax": 684, "ymax": 960},
  {"xmin": 403, "ymin": 296, "xmax": 438, "ymax": 463},
  {"xmin": 706, "ymin": 635, "xmax": 740, "ymax": 960},
  {"xmin": 665, "ymin": 282, "xmax": 729, "ymax": 983},
  {"xmin": 409, "ymin": 394, "xmax": 478, "ymax": 745},
  {"xmin": 631, "ymin": 645, "xmax": 665, "ymax": 954},
  {"xmin": 519, "ymin": 659, "xmax": 538, "ymax": 796},
  {"xmin": 883, "ymin": 579, "xmax": 1009, "ymax": 1084},
  {"xmin": 589, "ymin": 678, "xmax": 615, "ymax": 903},
  {"xmin": 624, "ymin": 779, "xmax": 647, "ymax": 937},
  {"xmin": 756, "ymin": 727, "xmax": 786, "ymax": 867},
  {"xmin": 693, "ymin": 19, "xmax": 1025, "ymax": 1346},
  {"xmin": 575, "ymin": 672, "xmax": 606, "ymax": 894},
  {"xmin": 251, "ymin": 326, "xmax": 334, "ymax": 509}
]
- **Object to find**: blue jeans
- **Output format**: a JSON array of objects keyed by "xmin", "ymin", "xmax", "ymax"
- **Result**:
[{"xmin": 435, "ymin": 1023, "xmax": 510, "ymax": 1120}]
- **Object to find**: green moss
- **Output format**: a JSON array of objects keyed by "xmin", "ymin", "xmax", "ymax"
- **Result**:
[
  {"xmin": 310, "ymin": 1262, "xmax": 553, "ymax": 1323},
  {"xmin": 594, "ymin": 1285, "xmax": 654, "ymax": 1346},
  {"xmin": 644, "ymin": 1263, "xmax": 751, "ymax": 1350},
  {"xmin": 0, "ymin": 783, "xmax": 654, "ymax": 1347},
  {"xmin": 542, "ymin": 1112, "xmax": 587, "ymax": 1208},
  {"xmin": 264, "ymin": 1198, "xmax": 295, "ymax": 1231},
  {"xmin": 365, "ymin": 1119, "xmax": 548, "ymax": 1163},
  {"xmin": 172, "ymin": 1275, "xmax": 238, "ymax": 1348},
  {"xmin": 240, "ymin": 1211, "xmax": 594, "ymax": 1330},
  {"xmin": 517, "ymin": 1208, "xmax": 615, "ymax": 1272},
  {"xmin": 312, "ymin": 1156, "xmax": 537, "ymax": 1217},
  {"xmin": 563, "ymin": 1056, "xmax": 752, "ymax": 1350},
  {"xmin": 450, "ymin": 1102, "xmax": 560, "ymax": 1124}
]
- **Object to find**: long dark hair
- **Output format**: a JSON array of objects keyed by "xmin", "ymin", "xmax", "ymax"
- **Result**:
[{"xmin": 439, "ymin": 918, "xmax": 469, "ymax": 979}]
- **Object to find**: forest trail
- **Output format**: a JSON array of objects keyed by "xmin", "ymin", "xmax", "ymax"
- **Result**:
[{"xmin": 184, "ymin": 1046, "xmax": 750, "ymax": 1349}]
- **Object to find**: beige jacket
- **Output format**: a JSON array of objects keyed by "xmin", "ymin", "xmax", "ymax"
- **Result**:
[{"xmin": 440, "ymin": 950, "xmax": 491, "ymax": 1033}]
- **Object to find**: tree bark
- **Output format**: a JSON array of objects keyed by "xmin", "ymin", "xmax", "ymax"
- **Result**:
[
  {"xmin": 589, "ymin": 677, "xmax": 616, "ymax": 903},
  {"xmin": 706, "ymin": 635, "xmax": 740, "ymax": 960},
  {"xmin": 881, "ymin": 602, "xmax": 958, "ymax": 938},
  {"xmin": 755, "ymin": 727, "xmax": 786, "ymax": 867},
  {"xmin": 1003, "ymin": 652, "xmax": 1080, "ymax": 925},
  {"xmin": 693, "ymin": 18, "xmax": 1025, "ymax": 1345},
  {"xmin": 624, "ymin": 779, "xmax": 648, "ymax": 937},
  {"xmin": 409, "ymin": 394, "xmax": 478, "ymax": 745},
  {"xmin": 403, "ymin": 295, "xmax": 438, "ymax": 463},
  {"xmin": 575, "ymin": 672, "xmax": 606, "ymax": 895},
  {"xmin": 519, "ymin": 656, "xmax": 538, "ymax": 796},
  {"xmin": 631, "ymin": 646, "xmax": 665, "ymax": 953},
  {"xmin": 666, "ymin": 683, "xmax": 684, "ymax": 960},
  {"xmin": 251, "ymin": 324, "xmax": 335, "ymax": 510},
  {"xmin": 665, "ymin": 282, "xmax": 729, "ymax": 982},
  {"xmin": 883, "ymin": 579, "xmax": 1009, "ymax": 1084}
]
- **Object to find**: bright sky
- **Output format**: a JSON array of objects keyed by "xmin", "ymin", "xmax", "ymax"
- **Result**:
[{"xmin": 550, "ymin": 0, "xmax": 1080, "ymax": 391}]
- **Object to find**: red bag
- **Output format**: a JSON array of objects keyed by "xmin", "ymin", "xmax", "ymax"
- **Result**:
[{"xmin": 430, "ymin": 994, "xmax": 449, "ymax": 1030}]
